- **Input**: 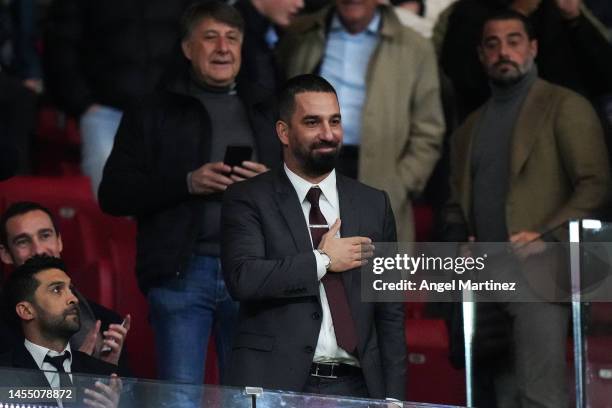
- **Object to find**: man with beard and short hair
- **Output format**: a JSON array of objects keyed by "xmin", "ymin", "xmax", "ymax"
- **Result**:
[
  {"xmin": 439, "ymin": 0, "xmax": 612, "ymax": 121},
  {"xmin": 221, "ymin": 74, "xmax": 406, "ymax": 400},
  {"xmin": 0, "ymin": 201, "xmax": 130, "ymax": 372},
  {"xmin": 0, "ymin": 255, "xmax": 121, "ymax": 407},
  {"xmin": 442, "ymin": 10, "xmax": 610, "ymax": 408},
  {"xmin": 279, "ymin": 0, "xmax": 445, "ymax": 243}
]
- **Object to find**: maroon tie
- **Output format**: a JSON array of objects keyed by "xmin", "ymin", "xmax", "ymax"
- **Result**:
[{"xmin": 306, "ymin": 187, "xmax": 358, "ymax": 353}]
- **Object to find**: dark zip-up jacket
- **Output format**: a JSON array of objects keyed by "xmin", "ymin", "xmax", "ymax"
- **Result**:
[{"xmin": 98, "ymin": 66, "xmax": 281, "ymax": 294}]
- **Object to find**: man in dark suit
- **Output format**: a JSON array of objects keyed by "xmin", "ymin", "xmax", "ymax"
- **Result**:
[
  {"xmin": 0, "ymin": 201, "xmax": 130, "ymax": 373},
  {"xmin": 221, "ymin": 74, "xmax": 406, "ymax": 400},
  {"xmin": 0, "ymin": 255, "xmax": 121, "ymax": 407}
]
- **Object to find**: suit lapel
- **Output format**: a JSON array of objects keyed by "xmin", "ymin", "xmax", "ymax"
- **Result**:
[
  {"xmin": 337, "ymin": 174, "xmax": 360, "ymax": 239},
  {"xmin": 11, "ymin": 343, "xmax": 52, "ymax": 388},
  {"xmin": 273, "ymin": 169, "xmax": 362, "ymax": 308},
  {"xmin": 70, "ymin": 351, "xmax": 86, "ymax": 373},
  {"xmin": 510, "ymin": 80, "xmax": 548, "ymax": 179},
  {"xmin": 336, "ymin": 175, "xmax": 360, "ymax": 303},
  {"xmin": 455, "ymin": 111, "xmax": 481, "ymax": 225},
  {"xmin": 273, "ymin": 168, "xmax": 314, "ymax": 253}
]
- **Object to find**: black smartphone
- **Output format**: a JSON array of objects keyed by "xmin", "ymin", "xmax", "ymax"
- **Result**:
[{"xmin": 224, "ymin": 145, "xmax": 253, "ymax": 167}]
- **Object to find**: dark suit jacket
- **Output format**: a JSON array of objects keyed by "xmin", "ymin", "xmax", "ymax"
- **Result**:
[
  {"xmin": 221, "ymin": 168, "xmax": 406, "ymax": 400},
  {"xmin": 0, "ymin": 289, "xmax": 130, "ymax": 376},
  {"xmin": 0, "ymin": 342, "xmax": 117, "ymax": 389}
]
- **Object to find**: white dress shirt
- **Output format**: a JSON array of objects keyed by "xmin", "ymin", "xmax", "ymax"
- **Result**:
[
  {"xmin": 24, "ymin": 338, "xmax": 74, "ymax": 388},
  {"xmin": 284, "ymin": 165, "xmax": 359, "ymax": 366},
  {"xmin": 319, "ymin": 12, "xmax": 381, "ymax": 146}
]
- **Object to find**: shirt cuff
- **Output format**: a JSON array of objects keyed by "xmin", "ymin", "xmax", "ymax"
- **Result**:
[{"xmin": 313, "ymin": 250, "xmax": 327, "ymax": 280}]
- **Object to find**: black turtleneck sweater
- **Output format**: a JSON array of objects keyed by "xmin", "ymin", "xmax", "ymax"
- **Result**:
[{"xmin": 470, "ymin": 66, "xmax": 538, "ymax": 242}]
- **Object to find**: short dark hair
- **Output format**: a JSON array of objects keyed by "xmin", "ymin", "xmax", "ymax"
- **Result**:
[
  {"xmin": 481, "ymin": 9, "xmax": 536, "ymax": 43},
  {"xmin": 278, "ymin": 74, "xmax": 338, "ymax": 123},
  {"xmin": 2, "ymin": 255, "xmax": 67, "ymax": 325},
  {"xmin": 0, "ymin": 202, "xmax": 59, "ymax": 247},
  {"xmin": 180, "ymin": 1, "xmax": 244, "ymax": 41}
]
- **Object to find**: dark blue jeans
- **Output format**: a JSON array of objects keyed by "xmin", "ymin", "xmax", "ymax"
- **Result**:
[{"xmin": 148, "ymin": 255, "xmax": 238, "ymax": 388}]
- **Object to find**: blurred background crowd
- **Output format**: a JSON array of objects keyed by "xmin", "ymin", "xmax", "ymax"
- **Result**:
[{"xmin": 0, "ymin": 0, "xmax": 611, "ymax": 406}]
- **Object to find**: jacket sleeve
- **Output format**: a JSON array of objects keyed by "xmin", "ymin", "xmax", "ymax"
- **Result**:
[
  {"xmin": 375, "ymin": 191, "xmax": 407, "ymax": 400},
  {"xmin": 43, "ymin": 0, "xmax": 95, "ymax": 116},
  {"xmin": 397, "ymin": 40, "xmax": 445, "ymax": 196},
  {"xmin": 544, "ymin": 92, "xmax": 611, "ymax": 229},
  {"xmin": 98, "ymin": 105, "xmax": 191, "ymax": 217},
  {"xmin": 439, "ymin": 120, "xmax": 471, "ymax": 242},
  {"xmin": 221, "ymin": 183, "xmax": 320, "ymax": 301}
]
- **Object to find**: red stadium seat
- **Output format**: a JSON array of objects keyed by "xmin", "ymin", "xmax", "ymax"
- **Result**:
[
  {"xmin": 102, "ymin": 219, "xmax": 158, "ymax": 379},
  {"xmin": 34, "ymin": 109, "xmax": 82, "ymax": 176},
  {"xmin": 413, "ymin": 203, "xmax": 434, "ymax": 242},
  {"xmin": 0, "ymin": 176, "xmax": 104, "ymax": 291},
  {"xmin": 567, "ymin": 336, "xmax": 612, "ymax": 407},
  {"xmin": 406, "ymin": 318, "xmax": 466, "ymax": 405},
  {"xmin": 0, "ymin": 176, "xmax": 163, "ymax": 380},
  {"xmin": 590, "ymin": 302, "xmax": 612, "ymax": 326},
  {"xmin": 586, "ymin": 335, "xmax": 612, "ymax": 408},
  {"xmin": 81, "ymin": 258, "xmax": 118, "ymax": 310},
  {"xmin": 36, "ymin": 107, "xmax": 81, "ymax": 146},
  {"xmin": 0, "ymin": 176, "xmax": 93, "ymax": 203}
]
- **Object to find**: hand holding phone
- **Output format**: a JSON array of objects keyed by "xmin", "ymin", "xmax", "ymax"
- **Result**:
[
  {"xmin": 101, "ymin": 318, "xmax": 125, "ymax": 353},
  {"xmin": 189, "ymin": 162, "xmax": 233, "ymax": 194},
  {"xmin": 229, "ymin": 161, "xmax": 269, "ymax": 181},
  {"xmin": 224, "ymin": 145, "xmax": 253, "ymax": 168},
  {"xmin": 100, "ymin": 315, "xmax": 131, "ymax": 355}
]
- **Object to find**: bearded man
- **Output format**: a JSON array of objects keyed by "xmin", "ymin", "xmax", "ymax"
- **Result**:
[
  {"xmin": 0, "ymin": 255, "xmax": 121, "ymax": 407},
  {"xmin": 442, "ymin": 10, "xmax": 610, "ymax": 408},
  {"xmin": 221, "ymin": 74, "xmax": 406, "ymax": 400}
]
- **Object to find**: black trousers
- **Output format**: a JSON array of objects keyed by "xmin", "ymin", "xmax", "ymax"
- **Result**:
[{"xmin": 302, "ymin": 372, "xmax": 369, "ymax": 399}]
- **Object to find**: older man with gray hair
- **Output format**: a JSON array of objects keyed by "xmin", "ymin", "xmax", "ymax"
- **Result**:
[{"xmin": 99, "ymin": 0, "xmax": 281, "ymax": 387}]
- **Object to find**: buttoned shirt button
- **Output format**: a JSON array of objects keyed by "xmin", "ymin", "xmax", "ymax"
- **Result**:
[{"xmin": 312, "ymin": 312, "xmax": 321, "ymax": 320}]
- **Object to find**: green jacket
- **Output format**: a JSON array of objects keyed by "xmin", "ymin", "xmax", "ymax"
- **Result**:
[
  {"xmin": 445, "ymin": 78, "xmax": 611, "ymax": 240},
  {"xmin": 279, "ymin": 5, "xmax": 445, "ymax": 241}
]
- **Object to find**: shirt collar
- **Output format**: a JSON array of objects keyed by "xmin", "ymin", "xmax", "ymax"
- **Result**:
[
  {"xmin": 284, "ymin": 164, "xmax": 338, "ymax": 209},
  {"xmin": 24, "ymin": 338, "xmax": 72, "ymax": 370},
  {"xmin": 330, "ymin": 9, "xmax": 381, "ymax": 35}
]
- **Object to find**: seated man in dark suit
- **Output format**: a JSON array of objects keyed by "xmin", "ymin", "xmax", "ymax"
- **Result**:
[
  {"xmin": 0, "ymin": 201, "xmax": 130, "ymax": 373},
  {"xmin": 0, "ymin": 255, "xmax": 121, "ymax": 407},
  {"xmin": 221, "ymin": 74, "xmax": 406, "ymax": 400}
]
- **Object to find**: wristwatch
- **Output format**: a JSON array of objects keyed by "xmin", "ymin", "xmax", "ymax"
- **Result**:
[{"xmin": 316, "ymin": 249, "xmax": 331, "ymax": 270}]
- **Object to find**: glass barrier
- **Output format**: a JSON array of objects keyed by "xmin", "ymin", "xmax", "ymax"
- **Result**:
[
  {"xmin": 0, "ymin": 367, "xmax": 465, "ymax": 408},
  {"xmin": 408, "ymin": 220, "xmax": 612, "ymax": 407},
  {"xmin": 571, "ymin": 219, "xmax": 612, "ymax": 408}
]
